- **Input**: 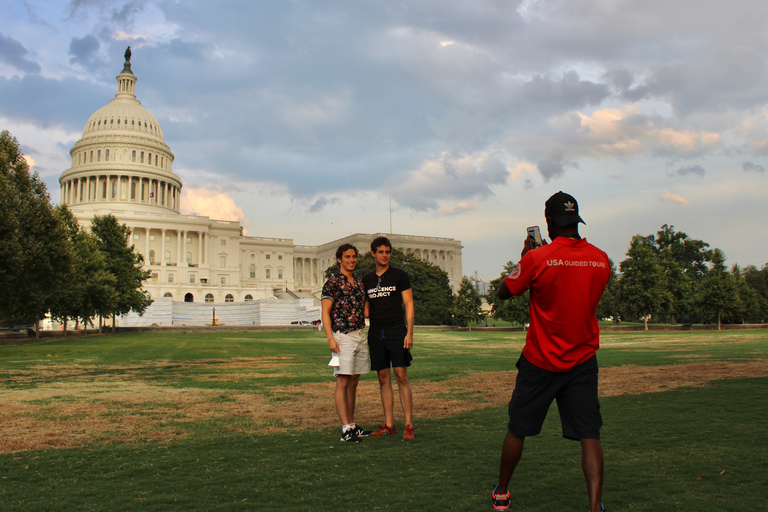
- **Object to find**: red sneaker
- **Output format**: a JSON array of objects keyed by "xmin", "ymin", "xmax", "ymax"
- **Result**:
[
  {"xmin": 369, "ymin": 424, "xmax": 398, "ymax": 436},
  {"xmin": 402, "ymin": 424, "xmax": 415, "ymax": 441}
]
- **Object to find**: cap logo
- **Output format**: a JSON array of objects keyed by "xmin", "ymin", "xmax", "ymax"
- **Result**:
[{"xmin": 564, "ymin": 201, "xmax": 576, "ymax": 212}]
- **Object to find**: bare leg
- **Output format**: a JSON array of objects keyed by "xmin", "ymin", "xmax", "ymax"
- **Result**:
[
  {"xmin": 497, "ymin": 431, "xmax": 525, "ymax": 493},
  {"xmin": 346, "ymin": 374, "xmax": 360, "ymax": 423},
  {"xmin": 335, "ymin": 375, "xmax": 351, "ymax": 425},
  {"xmin": 580, "ymin": 438, "xmax": 604, "ymax": 512},
  {"xmin": 392, "ymin": 366, "xmax": 413, "ymax": 425},
  {"xmin": 377, "ymin": 368, "xmax": 395, "ymax": 427}
]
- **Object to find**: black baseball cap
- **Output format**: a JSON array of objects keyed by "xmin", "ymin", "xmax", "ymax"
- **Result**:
[{"xmin": 545, "ymin": 191, "xmax": 585, "ymax": 227}]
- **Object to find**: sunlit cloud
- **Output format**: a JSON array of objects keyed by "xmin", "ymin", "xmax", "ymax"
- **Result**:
[
  {"xmin": 23, "ymin": 155, "xmax": 36, "ymax": 169},
  {"xmin": 435, "ymin": 202, "xmax": 479, "ymax": 216},
  {"xmin": 661, "ymin": 193, "xmax": 689, "ymax": 205},
  {"xmin": 181, "ymin": 187, "xmax": 250, "ymax": 234}
]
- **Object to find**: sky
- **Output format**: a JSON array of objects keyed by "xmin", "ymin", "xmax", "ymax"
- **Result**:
[{"xmin": 2, "ymin": 0, "xmax": 767, "ymax": 283}]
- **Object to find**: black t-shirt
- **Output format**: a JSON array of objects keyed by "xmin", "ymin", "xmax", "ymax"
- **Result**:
[{"xmin": 363, "ymin": 266, "xmax": 412, "ymax": 327}]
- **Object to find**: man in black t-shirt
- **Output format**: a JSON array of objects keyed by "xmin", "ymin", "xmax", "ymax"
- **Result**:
[{"xmin": 363, "ymin": 236, "xmax": 415, "ymax": 441}]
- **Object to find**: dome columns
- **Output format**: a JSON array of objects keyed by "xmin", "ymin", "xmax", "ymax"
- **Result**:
[{"xmin": 61, "ymin": 173, "xmax": 182, "ymax": 213}]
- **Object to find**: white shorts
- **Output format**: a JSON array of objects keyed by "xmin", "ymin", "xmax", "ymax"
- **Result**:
[{"xmin": 333, "ymin": 329, "xmax": 369, "ymax": 376}]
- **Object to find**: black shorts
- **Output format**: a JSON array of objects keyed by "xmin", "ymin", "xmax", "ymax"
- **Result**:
[
  {"xmin": 507, "ymin": 354, "xmax": 602, "ymax": 440},
  {"xmin": 368, "ymin": 324, "xmax": 413, "ymax": 372}
]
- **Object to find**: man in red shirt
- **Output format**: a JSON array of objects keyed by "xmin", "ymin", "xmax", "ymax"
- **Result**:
[{"xmin": 492, "ymin": 192, "xmax": 610, "ymax": 512}]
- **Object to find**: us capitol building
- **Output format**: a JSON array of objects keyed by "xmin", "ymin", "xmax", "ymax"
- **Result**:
[{"xmin": 58, "ymin": 53, "xmax": 462, "ymax": 321}]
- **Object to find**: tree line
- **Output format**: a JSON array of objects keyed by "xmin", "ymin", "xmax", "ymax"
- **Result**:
[
  {"xmin": 488, "ymin": 224, "xmax": 768, "ymax": 329},
  {"xmin": 1, "ymin": 130, "xmax": 152, "ymax": 336}
]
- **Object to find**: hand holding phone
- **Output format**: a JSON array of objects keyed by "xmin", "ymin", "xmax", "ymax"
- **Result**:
[{"xmin": 527, "ymin": 226, "xmax": 543, "ymax": 248}]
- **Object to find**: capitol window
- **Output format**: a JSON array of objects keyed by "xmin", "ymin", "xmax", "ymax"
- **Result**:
[
  {"xmin": 168, "ymin": 274, "xmax": 174, "ymax": 283},
  {"xmin": 220, "ymin": 256, "xmax": 226, "ymax": 268},
  {"xmin": 278, "ymin": 270, "xmax": 283, "ymax": 279},
  {"xmin": 132, "ymin": 150, "xmax": 136, "ymax": 162},
  {"xmin": 189, "ymin": 275, "xmax": 195, "ymax": 284},
  {"xmin": 249, "ymin": 264, "xmax": 255, "ymax": 278},
  {"xmin": 225, "ymin": 294, "xmax": 234, "ymax": 303},
  {"xmin": 205, "ymin": 294, "xmax": 214, "ymax": 303},
  {"xmin": 164, "ymin": 292, "xmax": 172, "ymax": 298},
  {"xmin": 244, "ymin": 295, "xmax": 253, "ymax": 301},
  {"xmin": 266, "ymin": 269, "xmax": 271, "ymax": 279}
]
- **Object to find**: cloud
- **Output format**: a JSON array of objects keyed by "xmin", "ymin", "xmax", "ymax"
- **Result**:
[
  {"xmin": 435, "ymin": 203, "xmax": 479, "ymax": 216},
  {"xmin": 392, "ymin": 152, "xmax": 509, "ymax": 210},
  {"xmin": 23, "ymin": 155, "xmax": 36, "ymax": 169},
  {"xmin": 661, "ymin": 193, "xmax": 689, "ymax": 205},
  {"xmin": 180, "ymin": 187, "xmax": 250, "ymax": 233},
  {"xmin": 742, "ymin": 161, "xmax": 766, "ymax": 173},
  {"xmin": 669, "ymin": 165, "xmax": 706, "ymax": 178},
  {"xmin": 307, "ymin": 196, "xmax": 340, "ymax": 213},
  {"xmin": 68, "ymin": 35, "xmax": 102, "ymax": 70},
  {"xmin": 0, "ymin": 34, "xmax": 41, "ymax": 74}
]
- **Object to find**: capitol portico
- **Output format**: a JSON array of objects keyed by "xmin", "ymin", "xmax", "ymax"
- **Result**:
[{"xmin": 59, "ymin": 53, "xmax": 462, "ymax": 317}]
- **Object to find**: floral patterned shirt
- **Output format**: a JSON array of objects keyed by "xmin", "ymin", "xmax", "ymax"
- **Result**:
[{"xmin": 321, "ymin": 273, "xmax": 366, "ymax": 333}]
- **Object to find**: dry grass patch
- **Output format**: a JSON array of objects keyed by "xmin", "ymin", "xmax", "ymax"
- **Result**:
[{"xmin": 1, "ymin": 360, "xmax": 767, "ymax": 454}]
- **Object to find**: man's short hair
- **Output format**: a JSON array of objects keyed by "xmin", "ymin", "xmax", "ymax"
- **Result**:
[
  {"xmin": 370, "ymin": 236, "xmax": 392, "ymax": 253},
  {"xmin": 336, "ymin": 243, "xmax": 358, "ymax": 261}
]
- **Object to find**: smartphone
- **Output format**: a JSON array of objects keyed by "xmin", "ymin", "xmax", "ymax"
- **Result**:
[{"xmin": 527, "ymin": 226, "xmax": 543, "ymax": 248}]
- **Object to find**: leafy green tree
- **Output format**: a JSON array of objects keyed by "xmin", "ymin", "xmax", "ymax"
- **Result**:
[
  {"xmin": 0, "ymin": 130, "xmax": 70, "ymax": 335},
  {"xmin": 452, "ymin": 276, "xmax": 484, "ymax": 329},
  {"xmin": 90, "ymin": 214, "xmax": 152, "ymax": 330},
  {"xmin": 696, "ymin": 249, "xmax": 741, "ymax": 329},
  {"xmin": 487, "ymin": 261, "xmax": 530, "ymax": 328},
  {"xmin": 324, "ymin": 248, "xmax": 453, "ymax": 325},
  {"xmin": 596, "ymin": 259, "xmax": 621, "ymax": 324},
  {"xmin": 618, "ymin": 234, "xmax": 669, "ymax": 329},
  {"xmin": 654, "ymin": 224, "xmax": 711, "ymax": 324},
  {"xmin": 743, "ymin": 264, "xmax": 768, "ymax": 309},
  {"xmin": 725, "ymin": 264, "xmax": 765, "ymax": 324},
  {"xmin": 50, "ymin": 206, "xmax": 115, "ymax": 334}
]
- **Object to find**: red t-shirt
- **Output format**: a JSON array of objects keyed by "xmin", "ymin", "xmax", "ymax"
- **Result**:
[{"xmin": 504, "ymin": 237, "xmax": 610, "ymax": 372}]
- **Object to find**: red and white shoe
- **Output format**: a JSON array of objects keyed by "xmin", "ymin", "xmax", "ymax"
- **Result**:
[{"xmin": 369, "ymin": 424, "xmax": 398, "ymax": 436}]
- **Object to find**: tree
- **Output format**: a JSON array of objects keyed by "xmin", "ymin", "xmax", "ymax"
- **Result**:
[
  {"xmin": 696, "ymin": 249, "xmax": 741, "ymax": 329},
  {"xmin": 487, "ymin": 261, "xmax": 530, "ymax": 328},
  {"xmin": 90, "ymin": 214, "xmax": 152, "ymax": 329},
  {"xmin": 324, "ymin": 248, "xmax": 453, "ymax": 325},
  {"xmin": 452, "ymin": 276, "xmax": 484, "ymax": 329},
  {"xmin": 0, "ymin": 130, "xmax": 70, "ymax": 335},
  {"xmin": 595, "ymin": 259, "xmax": 620, "ymax": 324},
  {"xmin": 729, "ymin": 264, "xmax": 766, "ymax": 324},
  {"xmin": 50, "ymin": 206, "xmax": 115, "ymax": 334},
  {"xmin": 617, "ymin": 235, "xmax": 669, "ymax": 329},
  {"xmin": 654, "ymin": 224, "xmax": 711, "ymax": 324}
]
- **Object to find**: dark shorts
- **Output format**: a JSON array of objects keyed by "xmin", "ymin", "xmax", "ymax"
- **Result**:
[
  {"xmin": 368, "ymin": 324, "xmax": 413, "ymax": 372},
  {"xmin": 507, "ymin": 354, "xmax": 602, "ymax": 440}
]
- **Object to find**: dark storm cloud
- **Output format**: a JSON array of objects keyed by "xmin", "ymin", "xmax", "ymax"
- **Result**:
[
  {"xmin": 742, "ymin": 161, "xmax": 766, "ymax": 173},
  {"xmin": 0, "ymin": 33, "xmax": 41, "ymax": 74}
]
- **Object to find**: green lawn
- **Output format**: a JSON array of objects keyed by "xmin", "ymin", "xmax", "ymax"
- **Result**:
[{"xmin": 1, "ymin": 330, "xmax": 767, "ymax": 511}]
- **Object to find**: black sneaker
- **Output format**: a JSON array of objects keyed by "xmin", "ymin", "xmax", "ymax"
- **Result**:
[
  {"xmin": 340, "ymin": 428, "xmax": 362, "ymax": 443},
  {"xmin": 491, "ymin": 485, "xmax": 510, "ymax": 510},
  {"xmin": 354, "ymin": 426, "xmax": 372, "ymax": 437}
]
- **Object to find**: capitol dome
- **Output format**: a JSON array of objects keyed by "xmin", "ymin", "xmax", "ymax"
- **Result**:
[{"xmin": 60, "ymin": 52, "xmax": 181, "ymax": 214}]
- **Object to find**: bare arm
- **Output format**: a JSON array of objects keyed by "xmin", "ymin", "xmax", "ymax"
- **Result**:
[
  {"xmin": 321, "ymin": 298, "xmax": 339, "ymax": 352},
  {"xmin": 402, "ymin": 288, "xmax": 415, "ymax": 349}
]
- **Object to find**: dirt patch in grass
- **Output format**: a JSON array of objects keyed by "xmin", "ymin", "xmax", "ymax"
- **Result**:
[{"xmin": 1, "ymin": 360, "xmax": 766, "ymax": 454}]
